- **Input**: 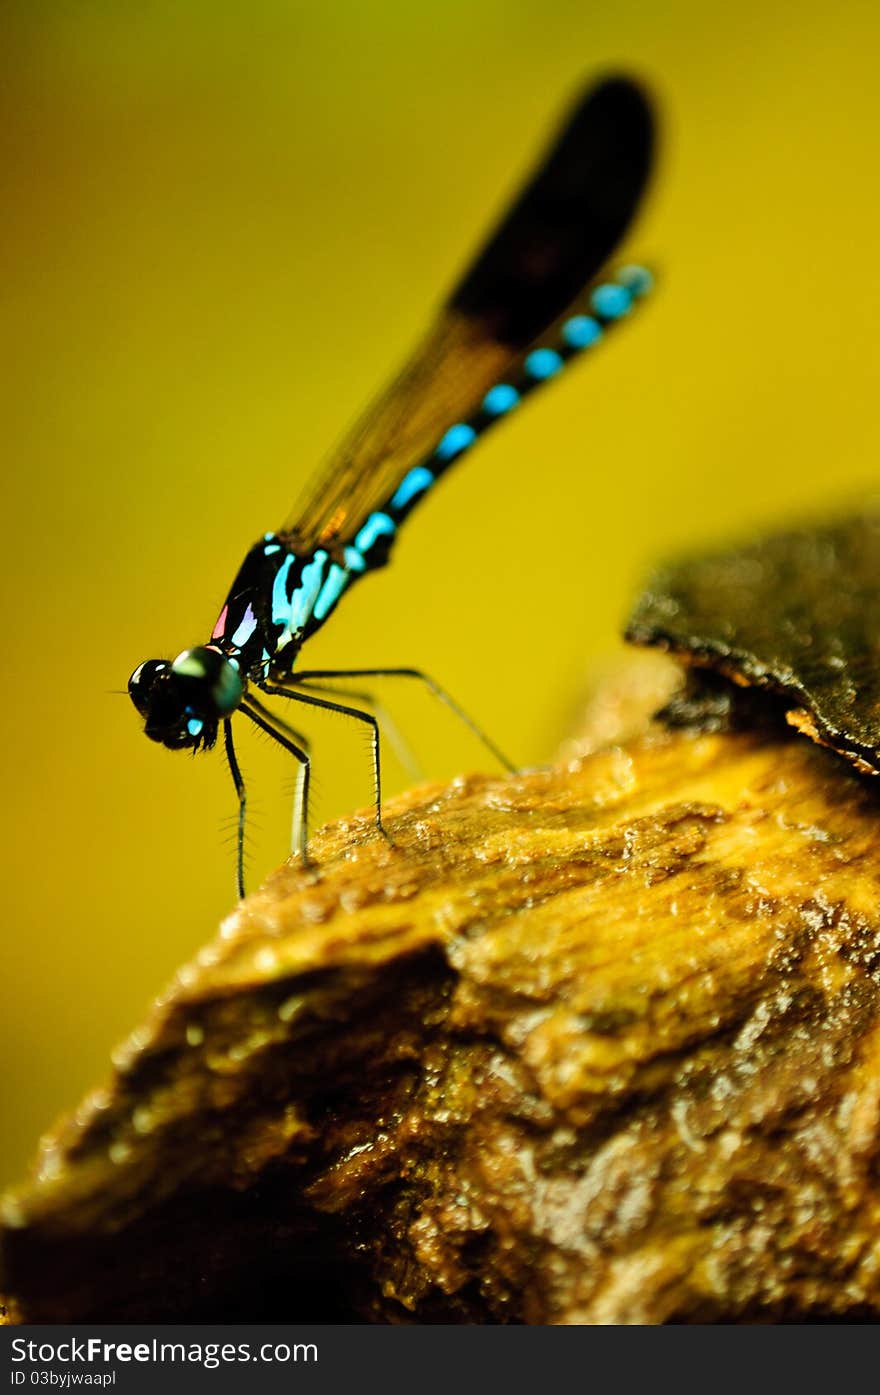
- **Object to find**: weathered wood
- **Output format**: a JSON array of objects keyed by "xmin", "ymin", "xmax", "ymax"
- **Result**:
[
  {"xmin": 627, "ymin": 508, "xmax": 880, "ymax": 776},
  {"xmin": 4, "ymin": 656, "xmax": 880, "ymax": 1322}
]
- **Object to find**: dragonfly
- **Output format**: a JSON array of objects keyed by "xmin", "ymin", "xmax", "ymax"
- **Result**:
[{"xmin": 129, "ymin": 73, "xmax": 656, "ymax": 899}]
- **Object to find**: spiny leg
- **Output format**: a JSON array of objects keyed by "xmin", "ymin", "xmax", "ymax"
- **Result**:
[
  {"xmin": 259, "ymin": 682, "xmax": 392, "ymax": 844},
  {"xmin": 290, "ymin": 667, "xmax": 515, "ymax": 772},
  {"xmin": 223, "ymin": 718, "xmax": 247, "ymax": 901},
  {"xmin": 246, "ymin": 692, "xmax": 313, "ymax": 861},
  {"xmin": 240, "ymin": 701, "xmax": 314, "ymax": 869},
  {"xmin": 292, "ymin": 677, "xmax": 423, "ymax": 781}
]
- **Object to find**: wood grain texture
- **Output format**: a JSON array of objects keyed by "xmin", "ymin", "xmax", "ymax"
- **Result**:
[{"xmin": 4, "ymin": 657, "xmax": 880, "ymax": 1322}]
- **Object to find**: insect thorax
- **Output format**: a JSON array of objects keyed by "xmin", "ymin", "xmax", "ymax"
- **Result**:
[{"xmin": 208, "ymin": 525, "xmax": 393, "ymax": 678}]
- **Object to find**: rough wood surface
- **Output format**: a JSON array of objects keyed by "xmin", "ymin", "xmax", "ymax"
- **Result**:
[{"xmin": 5, "ymin": 656, "xmax": 880, "ymax": 1323}]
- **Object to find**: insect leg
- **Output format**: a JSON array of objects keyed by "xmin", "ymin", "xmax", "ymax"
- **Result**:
[
  {"xmin": 259, "ymin": 682, "xmax": 392, "ymax": 844},
  {"xmin": 245, "ymin": 692, "xmax": 314, "ymax": 860},
  {"xmin": 223, "ymin": 718, "xmax": 247, "ymax": 901},
  {"xmin": 240, "ymin": 701, "xmax": 313, "ymax": 868},
  {"xmin": 292, "ymin": 677, "xmax": 423, "ymax": 781},
  {"xmin": 290, "ymin": 667, "xmax": 515, "ymax": 772}
]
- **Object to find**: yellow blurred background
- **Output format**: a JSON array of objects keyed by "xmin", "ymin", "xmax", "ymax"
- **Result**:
[{"xmin": 3, "ymin": 0, "xmax": 880, "ymax": 1189}]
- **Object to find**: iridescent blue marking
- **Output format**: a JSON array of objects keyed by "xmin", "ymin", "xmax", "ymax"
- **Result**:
[
  {"xmin": 231, "ymin": 603, "xmax": 258, "ymax": 648},
  {"xmin": 187, "ymin": 716, "xmax": 204, "ymax": 737},
  {"xmin": 289, "ymin": 549, "xmax": 328, "ymax": 631},
  {"xmin": 390, "ymin": 465, "xmax": 434, "ymax": 511},
  {"xmin": 271, "ymin": 555, "xmax": 295, "ymax": 626},
  {"xmin": 435, "ymin": 423, "xmax": 476, "ymax": 461},
  {"xmin": 313, "ymin": 563, "xmax": 349, "ymax": 622},
  {"xmin": 525, "ymin": 348, "xmax": 563, "ymax": 380},
  {"xmin": 264, "ymin": 543, "xmax": 281, "ymax": 556},
  {"xmin": 344, "ymin": 546, "xmax": 367, "ymax": 573},
  {"xmin": 591, "ymin": 283, "xmax": 632, "ymax": 320},
  {"xmin": 562, "ymin": 315, "xmax": 602, "ymax": 350},
  {"xmin": 617, "ymin": 264, "xmax": 653, "ymax": 297},
  {"xmin": 263, "ymin": 532, "xmax": 275, "ymax": 542},
  {"xmin": 226, "ymin": 656, "xmax": 240, "ymax": 672},
  {"xmin": 354, "ymin": 512, "xmax": 396, "ymax": 553},
  {"xmin": 483, "ymin": 383, "xmax": 520, "ymax": 416}
]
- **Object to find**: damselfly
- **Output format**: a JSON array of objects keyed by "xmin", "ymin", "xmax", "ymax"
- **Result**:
[{"xmin": 129, "ymin": 74, "xmax": 656, "ymax": 898}]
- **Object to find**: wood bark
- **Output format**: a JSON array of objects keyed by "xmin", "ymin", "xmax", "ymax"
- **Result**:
[{"xmin": 4, "ymin": 656, "xmax": 880, "ymax": 1323}]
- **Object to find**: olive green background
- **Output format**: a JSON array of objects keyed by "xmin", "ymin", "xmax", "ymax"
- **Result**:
[{"xmin": 3, "ymin": 1, "xmax": 879, "ymax": 1188}]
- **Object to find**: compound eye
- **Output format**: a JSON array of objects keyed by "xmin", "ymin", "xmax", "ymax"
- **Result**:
[
  {"xmin": 171, "ymin": 648, "xmax": 209, "ymax": 680},
  {"xmin": 212, "ymin": 660, "xmax": 244, "ymax": 715},
  {"xmin": 128, "ymin": 659, "xmax": 168, "ymax": 716},
  {"xmin": 171, "ymin": 647, "xmax": 243, "ymax": 716}
]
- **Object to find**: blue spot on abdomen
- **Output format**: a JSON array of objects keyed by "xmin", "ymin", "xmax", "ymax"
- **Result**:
[
  {"xmin": 591, "ymin": 283, "xmax": 632, "ymax": 320},
  {"xmin": 435, "ymin": 423, "xmax": 476, "ymax": 461},
  {"xmin": 390, "ymin": 465, "xmax": 434, "ymax": 512},
  {"xmin": 562, "ymin": 315, "xmax": 602, "ymax": 349},
  {"xmin": 354, "ymin": 512, "xmax": 396, "ymax": 554},
  {"xmin": 483, "ymin": 383, "xmax": 520, "ymax": 416},
  {"xmin": 524, "ymin": 348, "xmax": 563, "ymax": 380},
  {"xmin": 617, "ymin": 264, "xmax": 653, "ymax": 297}
]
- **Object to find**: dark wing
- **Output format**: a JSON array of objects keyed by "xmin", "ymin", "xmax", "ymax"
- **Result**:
[{"xmin": 281, "ymin": 74, "xmax": 655, "ymax": 552}]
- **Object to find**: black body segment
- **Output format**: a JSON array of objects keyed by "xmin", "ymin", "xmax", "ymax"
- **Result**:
[{"xmin": 627, "ymin": 510, "xmax": 880, "ymax": 775}]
